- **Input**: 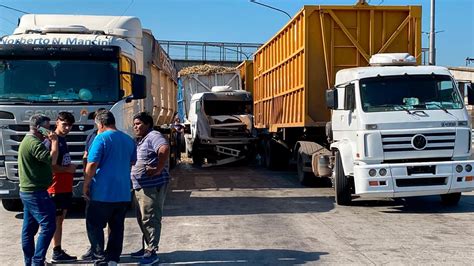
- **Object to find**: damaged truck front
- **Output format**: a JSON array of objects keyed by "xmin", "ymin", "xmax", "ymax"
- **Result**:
[{"xmin": 179, "ymin": 67, "xmax": 257, "ymax": 166}]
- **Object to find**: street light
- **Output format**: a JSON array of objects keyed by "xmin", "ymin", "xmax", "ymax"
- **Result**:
[{"xmin": 249, "ymin": 0, "xmax": 291, "ymax": 19}]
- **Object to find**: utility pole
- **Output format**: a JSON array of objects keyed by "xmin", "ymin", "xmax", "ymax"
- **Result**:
[{"xmin": 429, "ymin": 0, "xmax": 436, "ymax": 65}]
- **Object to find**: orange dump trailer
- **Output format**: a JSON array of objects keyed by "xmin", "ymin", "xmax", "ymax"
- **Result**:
[
  {"xmin": 252, "ymin": 2, "xmax": 422, "ymax": 171},
  {"xmin": 253, "ymin": 3, "xmax": 422, "ymax": 133},
  {"xmin": 237, "ymin": 60, "xmax": 254, "ymax": 95}
]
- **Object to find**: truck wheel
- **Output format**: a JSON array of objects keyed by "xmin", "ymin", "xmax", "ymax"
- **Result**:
[
  {"xmin": 334, "ymin": 151, "xmax": 352, "ymax": 205},
  {"xmin": 192, "ymin": 148, "xmax": 204, "ymax": 166},
  {"xmin": 2, "ymin": 199, "xmax": 23, "ymax": 212},
  {"xmin": 297, "ymin": 151, "xmax": 313, "ymax": 186},
  {"xmin": 440, "ymin": 192, "xmax": 461, "ymax": 205},
  {"xmin": 264, "ymin": 139, "xmax": 289, "ymax": 170}
]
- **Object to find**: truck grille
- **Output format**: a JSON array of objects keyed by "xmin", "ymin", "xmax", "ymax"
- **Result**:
[
  {"xmin": 3, "ymin": 124, "xmax": 94, "ymax": 180},
  {"xmin": 382, "ymin": 131, "xmax": 455, "ymax": 153},
  {"xmin": 396, "ymin": 177, "xmax": 447, "ymax": 187},
  {"xmin": 211, "ymin": 126, "xmax": 249, "ymax": 138}
]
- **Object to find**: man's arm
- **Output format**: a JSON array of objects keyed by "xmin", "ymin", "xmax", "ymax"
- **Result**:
[
  {"xmin": 82, "ymin": 151, "xmax": 88, "ymax": 172},
  {"xmin": 49, "ymin": 133, "xmax": 59, "ymax": 166},
  {"xmin": 52, "ymin": 164, "xmax": 76, "ymax": 174},
  {"xmin": 146, "ymin": 145, "xmax": 170, "ymax": 177},
  {"xmin": 83, "ymin": 135, "xmax": 102, "ymax": 200},
  {"xmin": 34, "ymin": 133, "xmax": 58, "ymax": 165},
  {"xmin": 83, "ymin": 161, "xmax": 98, "ymax": 201}
]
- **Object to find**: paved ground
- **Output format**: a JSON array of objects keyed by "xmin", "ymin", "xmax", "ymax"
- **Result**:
[{"xmin": 1, "ymin": 160, "xmax": 474, "ymax": 265}]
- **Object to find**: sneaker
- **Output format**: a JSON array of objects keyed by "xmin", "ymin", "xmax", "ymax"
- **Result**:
[
  {"xmin": 130, "ymin": 248, "xmax": 145, "ymax": 258},
  {"xmin": 81, "ymin": 247, "xmax": 105, "ymax": 261},
  {"xmin": 51, "ymin": 249, "xmax": 77, "ymax": 262},
  {"xmin": 94, "ymin": 259, "xmax": 118, "ymax": 266},
  {"xmin": 140, "ymin": 250, "xmax": 160, "ymax": 265}
]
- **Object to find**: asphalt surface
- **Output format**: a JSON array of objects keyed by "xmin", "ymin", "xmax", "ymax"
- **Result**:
[{"xmin": 1, "ymin": 159, "xmax": 474, "ymax": 265}]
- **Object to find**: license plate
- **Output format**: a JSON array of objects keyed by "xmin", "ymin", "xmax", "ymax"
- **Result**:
[{"xmin": 0, "ymin": 190, "xmax": 10, "ymax": 194}]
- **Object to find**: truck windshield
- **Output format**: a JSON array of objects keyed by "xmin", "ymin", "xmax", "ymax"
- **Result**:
[
  {"xmin": 0, "ymin": 59, "xmax": 119, "ymax": 103},
  {"xmin": 359, "ymin": 75, "xmax": 463, "ymax": 112},
  {"xmin": 204, "ymin": 100, "xmax": 253, "ymax": 116}
]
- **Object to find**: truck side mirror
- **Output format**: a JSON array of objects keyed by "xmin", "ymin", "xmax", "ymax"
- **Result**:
[
  {"xmin": 467, "ymin": 83, "xmax": 474, "ymax": 105},
  {"xmin": 131, "ymin": 74, "xmax": 146, "ymax": 100},
  {"xmin": 326, "ymin": 89, "xmax": 338, "ymax": 109},
  {"xmin": 344, "ymin": 84, "xmax": 355, "ymax": 111}
]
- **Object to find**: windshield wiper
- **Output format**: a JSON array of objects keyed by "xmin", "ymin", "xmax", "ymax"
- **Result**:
[
  {"xmin": 429, "ymin": 102, "xmax": 450, "ymax": 114},
  {"xmin": 375, "ymin": 104, "xmax": 412, "ymax": 114},
  {"xmin": 0, "ymin": 96, "xmax": 35, "ymax": 104},
  {"xmin": 37, "ymin": 99, "xmax": 90, "ymax": 104}
]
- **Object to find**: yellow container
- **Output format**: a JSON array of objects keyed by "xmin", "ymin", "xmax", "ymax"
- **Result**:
[
  {"xmin": 253, "ymin": 4, "xmax": 422, "ymax": 132},
  {"xmin": 237, "ymin": 60, "xmax": 254, "ymax": 95}
]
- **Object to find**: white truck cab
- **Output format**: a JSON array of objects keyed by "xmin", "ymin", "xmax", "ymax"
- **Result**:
[
  {"xmin": 0, "ymin": 14, "xmax": 177, "ymax": 211},
  {"xmin": 186, "ymin": 86, "xmax": 256, "ymax": 166},
  {"xmin": 326, "ymin": 53, "xmax": 474, "ymax": 205}
]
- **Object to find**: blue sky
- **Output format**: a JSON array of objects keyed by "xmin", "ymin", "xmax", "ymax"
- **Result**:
[{"xmin": 0, "ymin": 0, "xmax": 473, "ymax": 67}]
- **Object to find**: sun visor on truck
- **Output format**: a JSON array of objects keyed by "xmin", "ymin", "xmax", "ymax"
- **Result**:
[
  {"xmin": 0, "ymin": 45, "xmax": 121, "ymax": 60},
  {"xmin": 201, "ymin": 91, "xmax": 252, "ymax": 102}
]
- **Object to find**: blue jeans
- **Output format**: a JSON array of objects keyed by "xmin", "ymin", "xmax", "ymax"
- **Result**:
[{"xmin": 20, "ymin": 190, "xmax": 56, "ymax": 266}]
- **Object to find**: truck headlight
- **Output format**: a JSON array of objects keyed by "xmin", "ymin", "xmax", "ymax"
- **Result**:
[
  {"xmin": 366, "ymin": 124, "xmax": 378, "ymax": 130},
  {"xmin": 456, "ymin": 165, "xmax": 463, "ymax": 173},
  {"xmin": 465, "ymin": 164, "xmax": 472, "ymax": 172},
  {"xmin": 368, "ymin": 169, "xmax": 377, "ymax": 177},
  {"xmin": 379, "ymin": 168, "xmax": 387, "ymax": 176}
]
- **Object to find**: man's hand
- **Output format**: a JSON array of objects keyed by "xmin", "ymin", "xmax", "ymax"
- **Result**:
[
  {"xmin": 145, "ymin": 166, "xmax": 160, "ymax": 177},
  {"xmin": 47, "ymin": 131, "xmax": 58, "ymax": 142},
  {"xmin": 82, "ymin": 182, "xmax": 90, "ymax": 201}
]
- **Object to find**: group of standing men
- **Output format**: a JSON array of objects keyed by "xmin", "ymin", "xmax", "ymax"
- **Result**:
[{"xmin": 18, "ymin": 109, "xmax": 170, "ymax": 266}]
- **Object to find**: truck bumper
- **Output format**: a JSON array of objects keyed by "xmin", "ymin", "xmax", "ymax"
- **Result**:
[
  {"xmin": 0, "ymin": 178, "xmax": 20, "ymax": 199},
  {"xmin": 0, "ymin": 179, "xmax": 85, "ymax": 199},
  {"xmin": 353, "ymin": 160, "xmax": 474, "ymax": 198}
]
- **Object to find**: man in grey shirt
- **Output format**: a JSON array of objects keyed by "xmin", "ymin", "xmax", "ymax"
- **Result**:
[{"xmin": 130, "ymin": 112, "xmax": 170, "ymax": 265}]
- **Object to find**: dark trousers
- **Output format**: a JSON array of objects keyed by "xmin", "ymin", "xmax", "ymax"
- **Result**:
[
  {"xmin": 85, "ymin": 200, "xmax": 129, "ymax": 262},
  {"xmin": 20, "ymin": 190, "xmax": 56, "ymax": 266}
]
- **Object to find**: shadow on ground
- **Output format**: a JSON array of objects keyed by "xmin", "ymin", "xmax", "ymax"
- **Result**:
[
  {"xmin": 165, "ymin": 191, "xmax": 335, "ymax": 216},
  {"xmin": 158, "ymin": 249, "xmax": 328, "ymax": 265},
  {"xmin": 380, "ymin": 194, "xmax": 474, "ymax": 214}
]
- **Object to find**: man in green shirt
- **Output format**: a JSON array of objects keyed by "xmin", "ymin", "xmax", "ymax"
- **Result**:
[{"xmin": 18, "ymin": 114, "xmax": 59, "ymax": 266}]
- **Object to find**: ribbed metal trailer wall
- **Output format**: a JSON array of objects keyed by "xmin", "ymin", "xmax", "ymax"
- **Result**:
[
  {"xmin": 237, "ymin": 60, "xmax": 254, "ymax": 95},
  {"xmin": 253, "ymin": 4, "xmax": 422, "ymax": 132},
  {"xmin": 142, "ymin": 31, "xmax": 178, "ymax": 126}
]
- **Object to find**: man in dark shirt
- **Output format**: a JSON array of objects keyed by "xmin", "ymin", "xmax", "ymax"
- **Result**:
[
  {"xmin": 43, "ymin": 112, "xmax": 77, "ymax": 262},
  {"xmin": 18, "ymin": 114, "xmax": 58, "ymax": 266},
  {"xmin": 82, "ymin": 108, "xmax": 106, "ymax": 170}
]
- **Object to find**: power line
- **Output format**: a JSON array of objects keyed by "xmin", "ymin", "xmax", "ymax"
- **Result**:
[
  {"xmin": 0, "ymin": 4, "xmax": 29, "ymax": 14},
  {"xmin": 0, "ymin": 16, "xmax": 17, "ymax": 26}
]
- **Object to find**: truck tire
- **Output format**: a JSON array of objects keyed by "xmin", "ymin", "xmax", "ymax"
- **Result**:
[
  {"xmin": 334, "ymin": 151, "xmax": 352, "ymax": 205},
  {"xmin": 297, "ymin": 150, "xmax": 313, "ymax": 185},
  {"xmin": 2, "ymin": 199, "xmax": 23, "ymax": 212},
  {"xmin": 440, "ymin": 192, "xmax": 461, "ymax": 205},
  {"xmin": 263, "ymin": 139, "xmax": 289, "ymax": 170}
]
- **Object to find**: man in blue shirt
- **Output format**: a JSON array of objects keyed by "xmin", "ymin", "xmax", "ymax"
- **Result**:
[
  {"xmin": 83, "ymin": 110, "xmax": 136, "ymax": 265},
  {"xmin": 130, "ymin": 112, "xmax": 170, "ymax": 265}
]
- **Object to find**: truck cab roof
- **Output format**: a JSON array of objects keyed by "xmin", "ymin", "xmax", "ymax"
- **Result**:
[
  {"xmin": 335, "ymin": 65, "xmax": 453, "ymax": 86},
  {"xmin": 14, "ymin": 14, "xmax": 142, "ymax": 39},
  {"xmin": 191, "ymin": 90, "xmax": 252, "ymax": 102}
]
